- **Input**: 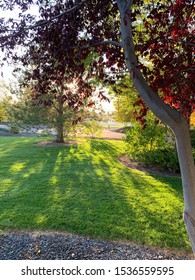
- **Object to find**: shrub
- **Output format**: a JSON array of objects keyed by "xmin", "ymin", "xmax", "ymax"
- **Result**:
[
  {"xmin": 9, "ymin": 125, "xmax": 20, "ymax": 134},
  {"xmin": 190, "ymin": 129, "xmax": 195, "ymax": 148},
  {"xmin": 144, "ymin": 148, "xmax": 180, "ymax": 173},
  {"xmin": 83, "ymin": 120, "xmax": 103, "ymax": 138},
  {"xmin": 125, "ymin": 119, "xmax": 180, "ymax": 172},
  {"xmin": 125, "ymin": 120, "xmax": 169, "ymax": 159}
]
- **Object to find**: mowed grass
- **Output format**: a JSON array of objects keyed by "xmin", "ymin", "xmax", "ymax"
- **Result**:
[{"xmin": 0, "ymin": 136, "xmax": 191, "ymax": 251}]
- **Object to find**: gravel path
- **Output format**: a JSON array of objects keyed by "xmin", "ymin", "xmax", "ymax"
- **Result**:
[
  {"xmin": 101, "ymin": 129, "xmax": 125, "ymax": 140},
  {"xmin": 0, "ymin": 231, "xmax": 193, "ymax": 260}
]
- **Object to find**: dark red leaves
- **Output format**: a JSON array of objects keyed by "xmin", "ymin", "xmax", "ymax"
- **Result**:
[
  {"xmin": 133, "ymin": 0, "xmax": 195, "ymax": 121},
  {"xmin": 87, "ymin": 101, "xmax": 95, "ymax": 107},
  {"xmin": 0, "ymin": 0, "xmax": 194, "ymax": 123}
]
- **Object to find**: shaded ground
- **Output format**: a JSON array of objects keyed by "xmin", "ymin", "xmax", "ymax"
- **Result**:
[
  {"xmin": 34, "ymin": 140, "xmax": 80, "ymax": 146},
  {"xmin": 119, "ymin": 155, "xmax": 181, "ymax": 177}
]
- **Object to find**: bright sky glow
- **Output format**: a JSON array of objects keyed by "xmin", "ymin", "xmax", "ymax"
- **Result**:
[{"xmin": 101, "ymin": 100, "xmax": 114, "ymax": 113}]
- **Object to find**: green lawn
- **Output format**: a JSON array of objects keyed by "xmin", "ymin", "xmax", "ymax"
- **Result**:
[{"xmin": 0, "ymin": 136, "xmax": 190, "ymax": 251}]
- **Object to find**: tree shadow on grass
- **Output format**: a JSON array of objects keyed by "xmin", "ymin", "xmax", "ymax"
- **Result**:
[{"xmin": 0, "ymin": 137, "xmax": 190, "ymax": 251}]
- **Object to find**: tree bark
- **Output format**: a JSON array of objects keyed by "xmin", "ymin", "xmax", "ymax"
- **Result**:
[
  {"xmin": 56, "ymin": 102, "xmax": 64, "ymax": 143},
  {"xmin": 56, "ymin": 122, "xmax": 64, "ymax": 143},
  {"xmin": 117, "ymin": 0, "xmax": 195, "ymax": 253},
  {"xmin": 55, "ymin": 87, "xmax": 65, "ymax": 143},
  {"xmin": 174, "ymin": 119, "xmax": 195, "ymax": 253}
]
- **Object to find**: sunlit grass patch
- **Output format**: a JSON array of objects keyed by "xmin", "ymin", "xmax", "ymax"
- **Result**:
[{"xmin": 0, "ymin": 136, "xmax": 190, "ymax": 252}]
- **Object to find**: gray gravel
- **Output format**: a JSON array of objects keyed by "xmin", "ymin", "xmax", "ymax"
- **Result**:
[{"xmin": 0, "ymin": 232, "xmax": 193, "ymax": 260}]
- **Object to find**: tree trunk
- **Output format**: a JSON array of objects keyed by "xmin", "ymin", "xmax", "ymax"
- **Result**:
[
  {"xmin": 56, "ymin": 122, "xmax": 64, "ymax": 143},
  {"xmin": 117, "ymin": 0, "xmax": 195, "ymax": 253},
  {"xmin": 173, "ymin": 119, "xmax": 195, "ymax": 253},
  {"xmin": 56, "ymin": 90, "xmax": 65, "ymax": 143}
]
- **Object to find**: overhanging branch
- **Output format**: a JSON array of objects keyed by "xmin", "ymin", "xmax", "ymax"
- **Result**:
[
  {"xmin": 126, "ymin": 0, "xmax": 134, "ymax": 10},
  {"xmin": 80, "ymin": 40, "xmax": 122, "ymax": 49},
  {"xmin": 0, "ymin": 0, "xmax": 90, "ymax": 46}
]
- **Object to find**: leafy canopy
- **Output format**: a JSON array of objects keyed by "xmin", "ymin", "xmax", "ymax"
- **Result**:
[{"xmin": 0, "ymin": 0, "xmax": 194, "ymax": 123}]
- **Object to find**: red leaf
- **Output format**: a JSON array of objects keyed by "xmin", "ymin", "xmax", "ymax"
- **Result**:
[{"xmin": 87, "ymin": 101, "xmax": 95, "ymax": 107}]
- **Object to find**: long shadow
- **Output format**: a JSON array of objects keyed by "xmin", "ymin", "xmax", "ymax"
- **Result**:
[
  {"xmin": 0, "ymin": 137, "xmax": 190, "ymax": 251},
  {"xmin": 124, "ymin": 169, "xmax": 186, "ymax": 247},
  {"xmin": 0, "ymin": 137, "xmax": 61, "ymax": 227}
]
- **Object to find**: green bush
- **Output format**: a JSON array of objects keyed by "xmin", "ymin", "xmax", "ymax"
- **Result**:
[
  {"xmin": 190, "ymin": 129, "xmax": 195, "ymax": 148},
  {"xmin": 40, "ymin": 132, "xmax": 50, "ymax": 137},
  {"xmin": 83, "ymin": 120, "xmax": 103, "ymax": 138},
  {"xmin": 125, "ymin": 120, "xmax": 169, "ymax": 159},
  {"xmin": 125, "ymin": 119, "xmax": 180, "ymax": 172},
  {"xmin": 144, "ymin": 148, "xmax": 180, "ymax": 173},
  {"xmin": 9, "ymin": 125, "xmax": 20, "ymax": 134}
]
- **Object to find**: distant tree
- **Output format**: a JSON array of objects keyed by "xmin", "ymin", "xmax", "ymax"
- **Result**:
[
  {"xmin": 83, "ymin": 119, "xmax": 103, "ymax": 138},
  {"xmin": 1, "ymin": 0, "xmax": 99, "ymax": 142},
  {"xmin": 9, "ymin": 85, "xmax": 81, "ymax": 141},
  {"xmin": 0, "ymin": 81, "xmax": 13, "ymax": 122},
  {"xmin": 109, "ymin": 76, "xmax": 138, "ymax": 124},
  {"xmin": 0, "ymin": 102, "xmax": 5, "ymax": 122}
]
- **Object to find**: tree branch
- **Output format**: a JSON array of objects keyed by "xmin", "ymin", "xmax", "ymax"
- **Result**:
[
  {"xmin": 0, "ymin": 0, "xmax": 90, "ymax": 46},
  {"xmin": 126, "ymin": 0, "xmax": 134, "ymax": 10},
  {"xmin": 117, "ymin": 0, "xmax": 181, "ymax": 128},
  {"xmin": 80, "ymin": 40, "xmax": 122, "ymax": 49},
  {"xmin": 28, "ymin": 0, "xmax": 90, "ymax": 30}
]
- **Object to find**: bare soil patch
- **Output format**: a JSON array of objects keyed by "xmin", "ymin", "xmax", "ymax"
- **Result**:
[
  {"xmin": 34, "ymin": 140, "xmax": 80, "ymax": 147},
  {"xmin": 119, "ymin": 155, "xmax": 180, "ymax": 177}
]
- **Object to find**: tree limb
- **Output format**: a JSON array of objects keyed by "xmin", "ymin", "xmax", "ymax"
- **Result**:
[
  {"xmin": 117, "ymin": 0, "xmax": 181, "ymax": 128},
  {"xmin": 79, "ymin": 40, "xmax": 122, "ymax": 49},
  {"xmin": 126, "ymin": 0, "xmax": 134, "ymax": 10},
  {"xmin": 0, "ymin": 0, "xmax": 90, "ymax": 46},
  {"xmin": 28, "ymin": 0, "xmax": 90, "ymax": 30}
]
